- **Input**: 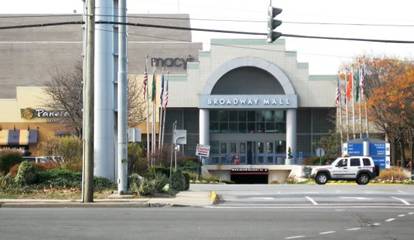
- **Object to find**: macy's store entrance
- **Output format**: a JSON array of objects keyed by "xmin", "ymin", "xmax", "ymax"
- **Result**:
[{"xmin": 230, "ymin": 168, "xmax": 269, "ymax": 184}]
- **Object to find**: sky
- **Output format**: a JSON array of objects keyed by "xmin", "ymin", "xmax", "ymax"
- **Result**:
[{"xmin": 2, "ymin": 0, "xmax": 414, "ymax": 74}]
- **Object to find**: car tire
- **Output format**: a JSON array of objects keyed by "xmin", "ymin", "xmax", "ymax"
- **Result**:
[
  {"xmin": 356, "ymin": 173, "xmax": 370, "ymax": 185},
  {"xmin": 315, "ymin": 172, "xmax": 329, "ymax": 185}
]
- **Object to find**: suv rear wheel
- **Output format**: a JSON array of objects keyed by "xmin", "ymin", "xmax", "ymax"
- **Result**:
[
  {"xmin": 356, "ymin": 173, "xmax": 370, "ymax": 185},
  {"xmin": 315, "ymin": 172, "xmax": 329, "ymax": 185}
]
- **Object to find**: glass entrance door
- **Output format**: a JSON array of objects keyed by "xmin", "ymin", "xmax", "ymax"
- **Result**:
[{"xmin": 247, "ymin": 141, "xmax": 255, "ymax": 165}]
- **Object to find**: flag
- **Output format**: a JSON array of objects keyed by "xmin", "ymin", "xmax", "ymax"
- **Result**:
[
  {"xmin": 160, "ymin": 74, "xmax": 165, "ymax": 106},
  {"xmin": 336, "ymin": 75, "xmax": 341, "ymax": 107},
  {"xmin": 346, "ymin": 69, "xmax": 353, "ymax": 102},
  {"xmin": 353, "ymin": 68, "xmax": 360, "ymax": 102},
  {"xmin": 151, "ymin": 70, "xmax": 156, "ymax": 102},
  {"xmin": 359, "ymin": 66, "xmax": 365, "ymax": 100},
  {"xmin": 162, "ymin": 78, "xmax": 169, "ymax": 109},
  {"xmin": 143, "ymin": 63, "xmax": 148, "ymax": 98}
]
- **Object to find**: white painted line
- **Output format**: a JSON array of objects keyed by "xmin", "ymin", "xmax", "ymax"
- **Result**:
[
  {"xmin": 340, "ymin": 197, "xmax": 371, "ymax": 200},
  {"xmin": 285, "ymin": 235, "xmax": 305, "ymax": 239},
  {"xmin": 248, "ymin": 197, "xmax": 275, "ymax": 200},
  {"xmin": 408, "ymin": 212, "xmax": 414, "ymax": 215},
  {"xmin": 372, "ymin": 223, "xmax": 381, "ymax": 226},
  {"xmin": 398, "ymin": 214, "xmax": 405, "ymax": 217},
  {"xmin": 305, "ymin": 196, "xmax": 318, "ymax": 205},
  {"xmin": 385, "ymin": 218, "xmax": 395, "ymax": 222},
  {"xmin": 392, "ymin": 197, "xmax": 410, "ymax": 205},
  {"xmin": 346, "ymin": 227, "xmax": 361, "ymax": 231},
  {"xmin": 319, "ymin": 231, "xmax": 336, "ymax": 235}
]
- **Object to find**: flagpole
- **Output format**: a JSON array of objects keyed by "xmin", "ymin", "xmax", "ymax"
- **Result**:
[
  {"xmin": 351, "ymin": 68, "xmax": 356, "ymax": 139},
  {"xmin": 158, "ymin": 72, "xmax": 164, "ymax": 153},
  {"xmin": 161, "ymin": 73, "xmax": 168, "ymax": 154},
  {"xmin": 336, "ymin": 72, "xmax": 343, "ymax": 146},
  {"xmin": 144, "ymin": 58, "xmax": 151, "ymax": 167},
  {"xmin": 345, "ymin": 70, "xmax": 350, "ymax": 141},
  {"xmin": 364, "ymin": 100, "xmax": 369, "ymax": 138}
]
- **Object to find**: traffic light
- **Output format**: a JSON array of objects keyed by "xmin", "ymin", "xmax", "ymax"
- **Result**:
[{"xmin": 267, "ymin": 6, "xmax": 282, "ymax": 43}]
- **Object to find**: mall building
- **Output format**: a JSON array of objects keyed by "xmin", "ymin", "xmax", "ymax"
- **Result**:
[
  {"xmin": 163, "ymin": 39, "xmax": 336, "ymax": 183},
  {"xmin": 0, "ymin": 14, "xmax": 336, "ymax": 182}
]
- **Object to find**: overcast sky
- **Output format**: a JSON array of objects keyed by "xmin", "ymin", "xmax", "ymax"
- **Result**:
[{"xmin": 2, "ymin": 0, "xmax": 414, "ymax": 74}]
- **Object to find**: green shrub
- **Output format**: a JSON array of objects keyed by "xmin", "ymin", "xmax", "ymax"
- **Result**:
[
  {"xmin": 0, "ymin": 150, "xmax": 23, "ymax": 175},
  {"xmin": 93, "ymin": 177, "xmax": 116, "ymax": 191},
  {"xmin": 138, "ymin": 172, "xmax": 169, "ymax": 196},
  {"xmin": 128, "ymin": 143, "xmax": 147, "ymax": 175},
  {"xmin": 170, "ymin": 169, "xmax": 186, "ymax": 191},
  {"xmin": 36, "ymin": 168, "xmax": 114, "ymax": 190},
  {"xmin": 182, "ymin": 172, "xmax": 190, "ymax": 190},
  {"xmin": 128, "ymin": 173, "xmax": 143, "ymax": 194},
  {"xmin": 0, "ymin": 174, "xmax": 17, "ymax": 190},
  {"xmin": 14, "ymin": 161, "xmax": 38, "ymax": 185},
  {"xmin": 139, "ymin": 178, "xmax": 156, "ymax": 196}
]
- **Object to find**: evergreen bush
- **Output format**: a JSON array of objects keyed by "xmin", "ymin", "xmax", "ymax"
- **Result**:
[
  {"xmin": 170, "ymin": 169, "xmax": 186, "ymax": 191},
  {"xmin": 0, "ymin": 150, "xmax": 23, "ymax": 175},
  {"xmin": 14, "ymin": 161, "xmax": 38, "ymax": 186}
]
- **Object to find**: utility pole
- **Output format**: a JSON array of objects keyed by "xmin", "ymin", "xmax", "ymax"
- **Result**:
[
  {"xmin": 82, "ymin": 0, "xmax": 95, "ymax": 203},
  {"xmin": 117, "ymin": 0, "xmax": 128, "ymax": 194}
]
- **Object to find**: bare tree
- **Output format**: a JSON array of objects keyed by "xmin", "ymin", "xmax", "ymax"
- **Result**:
[
  {"xmin": 45, "ymin": 62, "xmax": 147, "ymax": 138},
  {"xmin": 45, "ymin": 62, "xmax": 83, "ymax": 137}
]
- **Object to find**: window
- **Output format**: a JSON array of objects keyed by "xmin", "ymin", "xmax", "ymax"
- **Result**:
[
  {"xmin": 363, "ymin": 158, "xmax": 372, "ymax": 166},
  {"xmin": 230, "ymin": 143, "xmax": 237, "ymax": 153},
  {"xmin": 336, "ymin": 159, "xmax": 347, "ymax": 167},
  {"xmin": 220, "ymin": 142, "xmax": 227, "ymax": 154},
  {"xmin": 350, "ymin": 158, "xmax": 360, "ymax": 167}
]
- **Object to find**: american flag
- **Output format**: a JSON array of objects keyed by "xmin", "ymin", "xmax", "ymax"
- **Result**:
[
  {"xmin": 359, "ymin": 65, "xmax": 365, "ymax": 100},
  {"xmin": 336, "ymin": 76, "xmax": 341, "ymax": 107},
  {"xmin": 162, "ymin": 78, "xmax": 169, "ymax": 109},
  {"xmin": 160, "ymin": 74, "xmax": 164, "ymax": 106},
  {"xmin": 143, "ymin": 64, "xmax": 148, "ymax": 98}
]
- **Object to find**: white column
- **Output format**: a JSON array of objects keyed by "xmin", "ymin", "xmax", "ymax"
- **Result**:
[
  {"xmin": 94, "ymin": 0, "xmax": 115, "ymax": 180},
  {"xmin": 286, "ymin": 109, "xmax": 297, "ymax": 165},
  {"xmin": 199, "ymin": 109, "xmax": 209, "ymax": 145}
]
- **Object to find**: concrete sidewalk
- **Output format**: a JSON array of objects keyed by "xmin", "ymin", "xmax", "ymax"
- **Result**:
[{"xmin": 0, "ymin": 191, "xmax": 218, "ymax": 208}]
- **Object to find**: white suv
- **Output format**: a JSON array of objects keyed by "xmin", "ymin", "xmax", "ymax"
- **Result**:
[{"xmin": 311, "ymin": 156, "xmax": 379, "ymax": 185}]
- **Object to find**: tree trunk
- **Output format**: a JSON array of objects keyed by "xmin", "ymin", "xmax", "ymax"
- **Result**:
[
  {"xmin": 399, "ymin": 140, "xmax": 406, "ymax": 167},
  {"xmin": 391, "ymin": 141, "xmax": 397, "ymax": 166}
]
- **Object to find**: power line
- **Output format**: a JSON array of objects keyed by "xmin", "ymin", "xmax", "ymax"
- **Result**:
[
  {"xmin": 1, "ymin": 13, "xmax": 414, "ymax": 28},
  {"xmin": 1, "ymin": 20, "xmax": 414, "ymax": 44}
]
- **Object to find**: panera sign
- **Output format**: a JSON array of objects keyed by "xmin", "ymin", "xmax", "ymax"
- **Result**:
[
  {"xmin": 199, "ymin": 94, "xmax": 298, "ymax": 109},
  {"xmin": 20, "ymin": 108, "xmax": 69, "ymax": 120}
]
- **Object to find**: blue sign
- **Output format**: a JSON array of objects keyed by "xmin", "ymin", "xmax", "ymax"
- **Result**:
[
  {"xmin": 348, "ymin": 143, "xmax": 363, "ymax": 156},
  {"xmin": 370, "ymin": 143, "xmax": 386, "ymax": 156}
]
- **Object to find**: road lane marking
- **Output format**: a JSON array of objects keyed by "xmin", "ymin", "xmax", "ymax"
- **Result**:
[
  {"xmin": 346, "ymin": 227, "xmax": 361, "ymax": 231},
  {"xmin": 305, "ymin": 196, "xmax": 318, "ymax": 205},
  {"xmin": 409, "ymin": 212, "xmax": 414, "ymax": 215},
  {"xmin": 398, "ymin": 214, "xmax": 405, "ymax": 217},
  {"xmin": 340, "ymin": 197, "xmax": 371, "ymax": 200},
  {"xmin": 285, "ymin": 235, "xmax": 305, "ymax": 239},
  {"xmin": 319, "ymin": 231, "xmax": 336, "ymax": 235},
  {"xmin": 392, "ymin": 197, "xmax": 410, "ymax": 205},
  {"xmin": 385, "ymin": 218, "xmax": 395, "ymax": 222},
  {"xmin": 247, "ymin": 197, "xmax": 275, "ymax": 200},
  {"xmin": 372, "ymin": 223, "xmax": 381, "ymax": 226}
]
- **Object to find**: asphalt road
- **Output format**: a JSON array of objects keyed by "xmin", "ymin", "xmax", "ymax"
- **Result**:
[
  {"xmin": 191, "ymin": 184, "xmax": 414, "ymax": 207},
  {"xmin": 1, "ymin": 207, "xmax": 413, "ymax": 240}
]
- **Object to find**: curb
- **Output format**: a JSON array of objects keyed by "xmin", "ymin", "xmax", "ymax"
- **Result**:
[
  {"xmin": 210, "ymin": 191, "xmax": 220, "ymax": 205},
  {"xmin": 0, "ymin": 202, "xmax": 170, "ymax": 208}
]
